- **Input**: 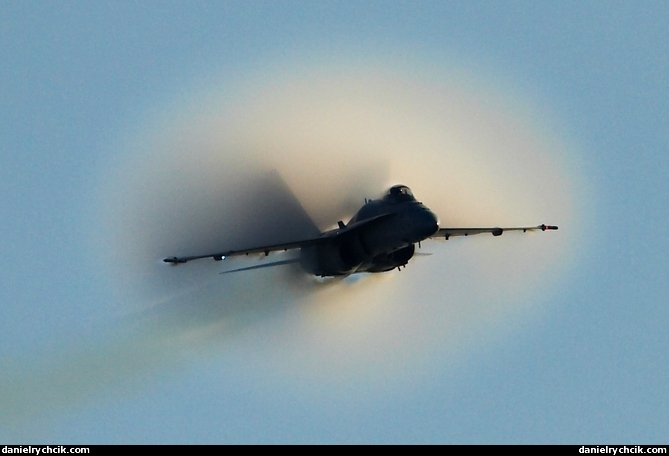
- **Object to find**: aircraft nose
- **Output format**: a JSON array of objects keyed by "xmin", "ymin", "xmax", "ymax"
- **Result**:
[{"xmin": 418, "ymin": 209, "xmax": 440, "ymax": 238}]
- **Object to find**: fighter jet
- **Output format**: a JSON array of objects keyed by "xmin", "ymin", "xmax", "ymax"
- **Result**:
[{"xmin": 164, "ymin": 184, "xmax": 557, "ymax": 277}]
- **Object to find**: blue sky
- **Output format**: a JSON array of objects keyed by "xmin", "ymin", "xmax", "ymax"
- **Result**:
[{"xmin": 1, "ymin": 1, "xmax": 667, "ymax": 443}]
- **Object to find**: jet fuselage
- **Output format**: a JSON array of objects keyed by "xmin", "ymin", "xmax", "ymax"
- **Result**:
[{"xmin": 299, "ymin": 185, "xmax": 439, "ymax": 276}]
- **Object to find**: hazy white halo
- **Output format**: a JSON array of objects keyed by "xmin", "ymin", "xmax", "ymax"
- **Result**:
[{"xmin": 99, "ymin": 55, "xmax": 587, "ymax": 387}]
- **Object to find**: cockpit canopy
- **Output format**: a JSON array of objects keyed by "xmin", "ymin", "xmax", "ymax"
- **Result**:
[{"xmin": 383, "ymin": 185, "xmax": 416, "ymax": 203}]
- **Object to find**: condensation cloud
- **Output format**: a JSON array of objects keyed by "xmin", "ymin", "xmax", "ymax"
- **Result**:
[
  {"xmin": 1, "ymin": 56, "xmax": 588, "ymax": 427},
  {"xmin": 100, "ymin": 57, "xmax": 585, "ymax": 380}
]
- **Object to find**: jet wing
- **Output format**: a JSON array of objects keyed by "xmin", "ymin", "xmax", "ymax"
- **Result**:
[
  {"xmin": 163, "ymin": 237, "xmax": 323, "ymax": 264},
  {"xmin": 431, "ymin": 224, "xmax": 558, "ymax": 240},
  {"xmin": 164, "ymin": 212, "xmax": 395, "ymax": 264}
]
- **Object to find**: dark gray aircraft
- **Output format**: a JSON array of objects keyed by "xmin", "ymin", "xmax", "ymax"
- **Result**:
[{"xmin": 164, "ymin": 184, "xmax": 557, "ymax": 277}]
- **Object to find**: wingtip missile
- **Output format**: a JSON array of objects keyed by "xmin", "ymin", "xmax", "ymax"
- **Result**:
[{"xmin": 541, "ymin": 224, "xmax": 558, "ymax": 231}]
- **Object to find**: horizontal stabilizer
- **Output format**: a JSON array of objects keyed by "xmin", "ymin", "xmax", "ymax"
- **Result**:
[{"xmin": 219, "ymin": 258, "xmax": 300, "ymax": 275}]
